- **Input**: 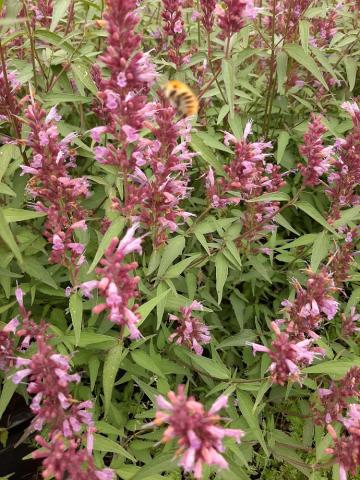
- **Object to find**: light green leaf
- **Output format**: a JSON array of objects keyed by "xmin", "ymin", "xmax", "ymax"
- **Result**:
[
  {"xmin": 88, "ymin": 216, "xmax": 125, "ymax": 273},
  {"xmin": 296, "ymin": 201, "xmax": 339, "ymax": 236},
  {"xmin": 131, "ymin": 350, "xmax": 165, "ymax": 378},
  {"xmin": 43, "ymin": 93, "xmax": 92, "ymax": 105},
  {"xmin": 248, "ymin": 255, "xmax": 272, "ymax": 283},
  {"xmin": 103, "ymin": 344, "xmax": 124, "ymax": 416},
  {"xmin": 72, "ymin": 63, "xmax": 98, "ymax": 94},
  {"xmin": 217, "ymin": 330, "xmax": 256, "ymax": 349},
  {"xmin": 191, "ymin": 134, "xmax": 225, "ymax": 174},
  {"xmin": 0, "ymin": 379, "xmax": 17, "ymax": 419},
  {"xmin": 157, "ymin": 236, "xmax": 185, "ymax": 278},
  {"xmin": 215, "ymin": 253, "xmax": 228, "ymax": 304},
  {"xmin": 0, "ymin": 144, "xmax": 17, "ymax": 182},
  {"xmin": 2, "ymin": 208, "xmax": 46, "ymax": 223},
  {"xmin": 299, "ymin": 20, "xmax": 310, "ymax": 53},
  {"xmin": 247, "ymin": 192, "xmax": 290, "ymax": 203},
  {"xmin": 93, "ymin": 433, "xmax": 135, "ymax": 462},
  {"xmin": 222, "ymin": 58, "xmax": 235, "ymax": 117},
  {"xmin": 312, "ymin": 49, "xmax": 338, "ymax": 80},
  {"xmin": 136, "ymin": 289, "xmax": 171, "ymax": 328},
  {"xmin": 50, "ymin": 0, "xmax": 71, "ymax": 31},
  {"xmin": 0, "ymin": 183, "xmax": 16, "ymax": 197},
  {"xmin": 69, "ymin": 292, "xmax": 83, "ymax": 346},
  {"xmin": 276, "ymin": 51, "xmax": 288, "ymax": 95},
  {"xmin": 284, "ymin": 44, "xmax": 327, "ymax": 89},
  {"xmin": 237, "ymin": 390, "xmax": 269, "ymax": 455},
  {"xmin": 276, "ymin": 131, "xmax": 290, "ymax": 164},
  {"xmin": 310, "ymin": 230, "xmax": 329, "ymax": 272},
  {"xmin": 129, "ymin": 453, "xmax": 177, "ymax": 480},
  {"xmin": 0, "ymin": 208, "xmax": 22, "ymax": 264},
  {"xmin": 303, "ymin": 359, "xmax": 360, "ymax": 377},
  {"xmin": 23, "ymin": 257, "xmax": 58, "ymax": 289},
  {"xmin": 179, "ymin": 348, "xmax": 230, "ymax": 379},
  {"xmin": 274, "ymin": 213, "xmax": 300, "ymax": 235},
  {"xmin": 164, "ymin": 254, "xmax": 201, "ymax": 278},
  {"xmin": 344, "ymin": 57, "xmax": 357, "ymax": 91}
]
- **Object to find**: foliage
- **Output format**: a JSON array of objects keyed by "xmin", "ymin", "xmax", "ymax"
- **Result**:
[{"xmin": 0, "ymin": 0, "xmax": 359, "ymax": 479}]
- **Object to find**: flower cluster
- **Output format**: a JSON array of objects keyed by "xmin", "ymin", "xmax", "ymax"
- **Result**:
[
  {"xmin": 200, "ymin": 0, "xmax": 216, "ymax": 33},
  {"xmin": 9, "ymin": 289, "xmax": 113, "ymax": 480},
  {"xmin": 94, "ymin": 0, "xmax": 156, "ymax": 148},
  {"xmin": 299, "ymin": 114, "xmax": 333, "ymax": 186},
  {"xmin": 249, "ymin": 322, "xmax": 324, "ymax": 385},
  {"xmin": 0, "ymin": 65, "xmax": 21, "ymax": 130},
  {"xmin": 329, "ymin": 227, "xmax": 359, "ymax": 287},
  {"xmin": 310, "ymin": 7, "xmax": 338, "ymax": 48},
  {"xmin": 313, "ymin": 367, "xmax": 360, "ymax": 424},
  {"xmin": 206, "ymin": 121, "xmax": 285, "ymax": 244},
  {"xmin": 80, "ymin": 224, "xmax": 143, "ymax": 339},
  {"xmin": 341, "ymin": 308, "xmax": 360, "ymax": 338},
  {"xmin": 153, "ymin": 386, "xmax": 244, "ymax": 478},
  {"xmin": 120, "ymin": 104, "xmax": 194, "ymax": 246},
  {"xmin": 168, "ymin": 300, "xmax": 211, "ymax": 355},
  {"xmin": 28, "ymin": 0, "xmax": 53, "ymax": 28},
  {"xmin": 22, "ymin": 102, "xmax": 89, "ymax": 271},
  {"xmin": 161, "ymin": 0, "xmax": 188, "ymax": 67},
  {"xmin": 217, "ymin": 0, "xmax": 258, "ymax": 39},
  {"xmin": 0, "ymin": 318, "xmax": 19, "ymax": 370},
  {"xmin": 262, "ymin": 0, "xmax": 312, "ymax": 42},
  {"xmin": 326, "ymin": 102, "xmax": 360, "ymax": 221},
  {"xmin": 249, "ymin": 268, "xmax": 338, "ymax": 384}
]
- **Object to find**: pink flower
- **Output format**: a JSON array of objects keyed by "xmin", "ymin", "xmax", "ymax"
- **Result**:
[
  {"xmin": 299, "ymin": 114, "xmax": 332, "ymax": 186},
  {"xmin": 81, "ymin": 225, "xmax": 143, "ymax": 339},
  {"xmin": 153, "ymin": 386, "xmax": 244, "ymax": 478},
  {"xmin": 168, "ymin": 301, "xmax": 211, "ymax": 355},
  {"xmin": 341, "ymin": 307, "xmax": 360, "ymax": 337}
]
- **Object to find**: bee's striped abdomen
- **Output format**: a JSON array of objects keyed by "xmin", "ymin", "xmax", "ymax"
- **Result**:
[{"xmin": 162, "ymin": 80, "xmax": 199, "ymax": 117}]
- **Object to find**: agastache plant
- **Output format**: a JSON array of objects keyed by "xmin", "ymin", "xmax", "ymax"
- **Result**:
[
  {"xmin": 168, "ymin": 300, "xmax": 211, "ymax": 355},
  {"xmin": 9, "ymin": 289, "xmax": 113, "ymax": 480},
  {"xmin": 80, "ymin": 223, "xmax": 143, "ymax": 339},
  {"xmin": 120, "ymin": 103, "xmax": 195, "ymax": 245},
  {"xmin": 161, "ymin": 0, "xmax": 188, "ymax": 67},
  {"xmin": 152, "ymin": 386, "xmax": 244, "ymax": 478},
  {"xmin": 326, "ymin": 102, "xmax": 360, "ymax": 221},
  {"xmin": 22, "ymin": 102, "xmax": 89, "ymax": 275}
]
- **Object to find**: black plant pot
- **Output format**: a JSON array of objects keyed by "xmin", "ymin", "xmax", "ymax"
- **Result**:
[{"xmin": 0, "ymin": 394, "xmax": 41, "ymax": 479}]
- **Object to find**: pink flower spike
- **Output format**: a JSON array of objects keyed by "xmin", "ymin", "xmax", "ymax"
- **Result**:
[
  {"xmin": 3, "ymin": 317, "xmax": 19, "ymax": 333},
  {"xmin": 209, "ymin": 395, "xmax": 228, "ymax": 414}
]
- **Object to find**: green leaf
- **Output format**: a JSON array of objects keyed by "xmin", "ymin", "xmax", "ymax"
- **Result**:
[
  {"xmin": 284, "ymin": 44, "xmax": 328, "ymax": 90},
  {"xmin": 103, "ymin": 344, "xmax": 124, "ymax": 417},
  {"xmin": 274, "ymin": 213, "xmax": 300, "ymax": 235},
  {"xmin": 50, "ymin": 0, "xmax": 71, "ymax": 31},
  {"xmin": 93, "ymin": 433, "xmax": 135, "ymax": 462},
  {"xmin": 69, "ymin": 292, "xmax": 83, "ymax": 346},
  {"xmin": 0, "ymin": 208, "xmax": 22, "ymax": 264},
  {"xmin": 248, "ymin": 255, "xmax": 272, "ymax": 283},
  {"xmin": 222, "ymin": 58, "xmax": 235, "ymax": 117},
  {"xmin": 303, "ymin": 359, "xmax": 360, "ymax": 378},
  {"xmin": 136, "ymin": 289, "xmax": 171, "ymax": 328},
  {"xmin": 89, "ymin": 356, "xmax": 100, "ymax": 391},
  {"xmin": 0, "ymin": 183, "xmax": 16, "ymax": 197},
  {"xmin": 344, "ymin": 57, "xmax": 357, "ymax": 91},
  {"xmin": 215, "ymin": 253, "xmax": 228, "ymax": 304},
  {"xmin": 276, "ymin": 51, "xmax": 288, "ymax": 95},
  {"xmin": 157, "ymin": 236, "xmax": 185, "ymax": 278},
  {"xmin": 88, "ymin": 216, "xmax": 125, "ymax": 273},
  {"xmin": 310, "ymin": 230, "xmax": 329, "ymax": 272},
  {"xmin": 0, "ymin": 144, "xmax": 17, "ymax": 182},
  {"xmin": 191, "ymin": 134, "xmax": 225, "ymax": 174},
  {"xmin": 0, "ymin": 379, "xmax": 17, "ymax": 419},
  {"xmin": 2, "ymin": 208, "xmax": 46, "ymax": 222},
  {"xmin": 164, "ymin": 254, "xmax": 201, "ymax": 278},
  {"xmin": 237, "ymin": 390, "xmax": 269, "ymax": 455},
  {"xmin": 333, "ymin": 206, "xmax": 360, "ymax": 228},
  {"xmin": 23, "ymin": 257, "xmax": 58, "ymax": 289},
  {"xmin": 43, "ymin": 93, "xmax": 92, "ymax": 105},
  {"xmin": 299, "ymin": 20, "xmax": 310, "ymax": 53},
  {"xmin": 217, "ymin": 330, "xmax": 257, "ymax": 349},
  {"xmin": 247, "ymin": 192, "xmax": 290, "ymax": 203},
  {"xmin": 178, "ymin": 348, "xmax": 230, "ymax": 379},
  {"xmin": 131, "ymin": 350, "xmax": 165, "ymax": 378},
  {"xmin": 276, "ymin": 131, "xmax": 290, "ymax": 164},
  {"xmin": 296, "ymin": 201, "xmax": 339, "ymax": 236},
  {"xmin": 129, "ymin": 453, "xmax": 177, "ymax": 480},
  {"xmin": 312, "ymin": 49, "xmax": 338, "ymax": 80},
  {"xmin": 71, "ymin": 64, "xmax": 98, "ymax": 94}
]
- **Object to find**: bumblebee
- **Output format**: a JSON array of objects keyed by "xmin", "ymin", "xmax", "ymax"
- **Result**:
[{"xmin": 162, "ymin": 80, "xmax": 199, "ymax": 117}]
